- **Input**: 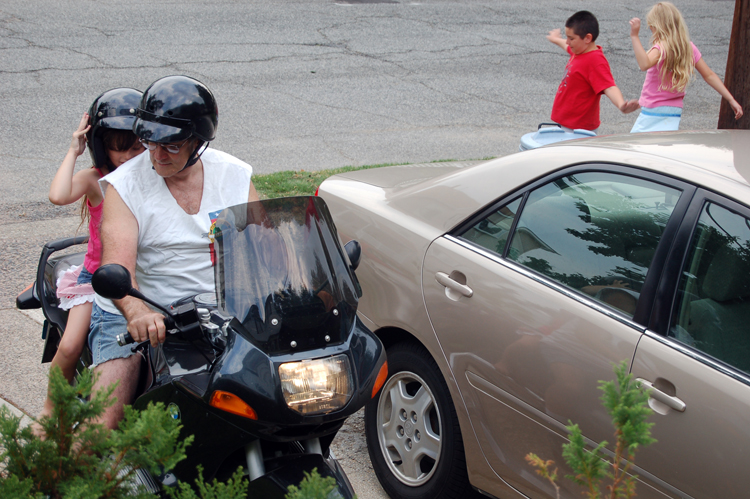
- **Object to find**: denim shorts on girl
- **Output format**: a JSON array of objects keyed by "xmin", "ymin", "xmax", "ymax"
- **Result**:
[
  {"xmin": 77, "ymin": 266, "xmax": 94, "ymax": 285},
  {"xmin": 630, "ymin": 106, "xmax": 682, "ymax": 133},
  {"xmin": 88, "ymin": 302, "xmax": 137, "ymax": 368}
]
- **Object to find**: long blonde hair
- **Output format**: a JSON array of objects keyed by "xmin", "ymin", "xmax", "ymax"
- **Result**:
[{"xmin": 647, "ymin": 2, "xmax": 695, "ymax": 93}]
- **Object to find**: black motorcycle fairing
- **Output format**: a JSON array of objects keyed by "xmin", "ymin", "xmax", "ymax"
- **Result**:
[
  {"xmin": 204, "ymin": 315, "xmax": 385, "ymax": 438},
  {"xmin": 133, "ymin": 382, "xmax": 254, "ymax": 486},
  {"xmin": 213, "ymin": 197, "xmax": 359, "ymax": 355}
]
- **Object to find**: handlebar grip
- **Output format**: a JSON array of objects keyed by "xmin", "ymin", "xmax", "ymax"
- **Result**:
[
  {"xmin": 164, "ymin": 316, "xmax": 175, "ymax": 330},
  {"xmin": 116, "ymin": 316, "xmax": 176, "ymax": 347},
  {"xmin": 116, "ymin": 332, "xmax": 134, "ymax": 347}
]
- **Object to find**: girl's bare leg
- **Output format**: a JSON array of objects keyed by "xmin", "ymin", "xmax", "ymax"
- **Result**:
[{"xmin": 38, "ymin": 302, "xmax": 93, "ymax": 420}]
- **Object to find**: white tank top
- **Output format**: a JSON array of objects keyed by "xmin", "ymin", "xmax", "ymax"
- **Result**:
[{"xmin": 95, "ymin": 148, "xmax": 253, "ymax": 314}]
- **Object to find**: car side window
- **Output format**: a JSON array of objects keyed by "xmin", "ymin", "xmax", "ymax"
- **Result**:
[
  {"xmin": 507, "ymin": 172, "xmax": 681, "ymax": 317},
  {"xmin": 670, "ymin": 202, "xmax": 750, "ymax": 374},
  {"xmin": 461, "ymin": 197, "xmax": 522, "ymax": 256}
]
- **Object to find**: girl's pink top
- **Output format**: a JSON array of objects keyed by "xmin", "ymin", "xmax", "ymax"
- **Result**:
[
  {"xmin": 83, "ymin": 170, "xmax": 104, "ymax": 273},
  {"xmin": 639, "ymin": 42, "xmax": 702, "ymax": 109}
]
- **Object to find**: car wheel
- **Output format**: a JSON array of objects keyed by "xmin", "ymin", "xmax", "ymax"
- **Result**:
[{"xmin": 365, "ymin": 342, "xmax": 475, "ymax": 499}]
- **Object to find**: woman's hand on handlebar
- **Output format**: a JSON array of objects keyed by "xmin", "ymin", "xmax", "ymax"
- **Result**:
[{"xmin": 127, "ymin": 312, "xmax": 168, "ymax": 347}]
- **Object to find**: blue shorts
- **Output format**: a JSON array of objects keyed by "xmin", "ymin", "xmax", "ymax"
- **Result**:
[
  {"xmin": 630, "ymin": 106, "xmax": 682, "ymax": 133},
  {"xmin": 88, "ymin": 302, "xmax": 137, "ymax": 368},
  {"xmin": 77, "ymin": 266, "xmax": 93, "ymax": 285}
]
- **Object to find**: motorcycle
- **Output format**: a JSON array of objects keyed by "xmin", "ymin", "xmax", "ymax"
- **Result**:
[{"xmin": 16, "ymin": 196, "xmax": 388, "ymax": 497}]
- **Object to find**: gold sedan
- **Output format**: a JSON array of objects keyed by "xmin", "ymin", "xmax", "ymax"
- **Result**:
[{"xmin": 319, "ymin": 131, "xmax": 750, "ymax": 499}]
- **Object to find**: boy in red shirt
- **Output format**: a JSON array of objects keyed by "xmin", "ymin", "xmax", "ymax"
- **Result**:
[{"xmin": 547, "ymin": 11, "xmax": 639, "ymax": 131}]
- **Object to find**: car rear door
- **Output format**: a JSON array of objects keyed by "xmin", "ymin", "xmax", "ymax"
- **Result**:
[
  {"xmin": 631, "ymin": 191, "xmax": 750, "ymax": 499},
  {"xmin": 422, "ymin": 166, "xmax": 692, "ymax": 498}
]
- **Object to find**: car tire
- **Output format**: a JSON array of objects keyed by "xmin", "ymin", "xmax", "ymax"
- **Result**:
[{"xmin": 365, "ymin": 342, "xmax": 476, "ymax": 499}]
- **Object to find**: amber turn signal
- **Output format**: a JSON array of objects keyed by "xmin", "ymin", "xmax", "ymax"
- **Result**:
[
  {"xmin": 372, "ymin": 361, "xmax": 388, "ymax": 398},
  {"xmin": 209, "ymin": 390, "xmax": 258, "ymax": 420}
]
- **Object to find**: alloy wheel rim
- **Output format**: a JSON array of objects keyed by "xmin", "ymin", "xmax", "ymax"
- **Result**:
[{"xmin": 376, "ymin": 371, "xmax": 442, "ymax": 487}]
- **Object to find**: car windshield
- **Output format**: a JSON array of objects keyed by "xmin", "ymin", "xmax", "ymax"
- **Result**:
[{"xmin": 212, "ymin": 196, "xmax": 359, "ymax": 349}]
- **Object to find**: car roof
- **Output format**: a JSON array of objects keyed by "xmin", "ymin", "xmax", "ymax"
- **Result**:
[
  {"xmin": 555, "ymin": 130, "xmax": 750, "ymax": 186},
  {"xmin": 330, "ymin": 130, "xmax": 750, "ymax": 233}
]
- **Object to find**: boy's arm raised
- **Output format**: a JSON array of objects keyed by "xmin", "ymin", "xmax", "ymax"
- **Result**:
[
  {"xmin": 546, "ymin": 28, "xmax": 568, "ymax": 51},
  {"xmin": 604, "ymin": 86, "xmax": 640, "ymax": 114}
]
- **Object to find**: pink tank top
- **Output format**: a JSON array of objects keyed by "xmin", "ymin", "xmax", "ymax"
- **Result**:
[
  {"xmin": 638, "ymin": 42, "xmax": 702, "ymax": 109},
  {"xmin": 83, "ymin": 170, "xmax": 104, "ymax": 273}
]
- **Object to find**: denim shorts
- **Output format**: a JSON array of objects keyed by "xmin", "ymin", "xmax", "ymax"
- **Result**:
[
  {"xmin": 77, "ymin": 266, "xmax": 94, "ymax": 285},
  {"xmin": 88, "ymin": 302, "xmax": 137, "ymax": 368}
]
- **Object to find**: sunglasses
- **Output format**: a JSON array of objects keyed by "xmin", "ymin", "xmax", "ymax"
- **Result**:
[{"xmin": 139, "ymin": 138, "xmax": 190, "ymax": 155}]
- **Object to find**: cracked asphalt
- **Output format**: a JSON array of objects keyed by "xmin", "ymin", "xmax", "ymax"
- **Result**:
[{"xmin": 0, "ymin": 1, "xmax": 737, "ymax": 497}]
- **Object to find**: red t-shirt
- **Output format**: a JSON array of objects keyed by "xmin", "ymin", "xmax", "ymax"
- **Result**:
[{"xmin": 551, "ymin": 46, "xmax": 616, "ymax": 130}]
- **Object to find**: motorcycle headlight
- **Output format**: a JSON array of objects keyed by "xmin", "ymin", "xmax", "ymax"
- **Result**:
[{"xmin": 279, "ymin": 354, "xmax": 353, "ymax": 415}]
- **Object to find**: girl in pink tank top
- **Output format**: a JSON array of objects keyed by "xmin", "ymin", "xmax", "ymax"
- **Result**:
[
  {"xmin": 628, "ymin": 2, "xmax": 743, "ymax": 133},
  {"xmin": 39, "ymin": 88, "xmax": 144, "ymax": 424}
]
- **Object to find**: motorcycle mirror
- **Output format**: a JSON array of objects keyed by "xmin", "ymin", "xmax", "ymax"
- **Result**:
[
  {"xmin": 92, "ymin": 264, "xmax": 133, "ymax": 300},
  {"xmin": 345, "ymin": 240, "xmax": 361, "ymax": 271},
  {"xmin": 92, "ymin": 264, "xmax": 175, "ymax": 318}
]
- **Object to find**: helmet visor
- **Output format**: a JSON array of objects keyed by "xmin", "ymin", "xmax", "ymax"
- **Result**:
[{"xmin": 134, "ymin": 109, "xmax": 194, "ymax": 143}]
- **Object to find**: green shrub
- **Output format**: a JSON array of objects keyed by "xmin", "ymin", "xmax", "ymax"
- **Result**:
[
  {"xmin": 0, "ymin": 366, "xmax": 190, "ymax": 499},
  {"xmin": 166, "ymin": 466, "xmax": 248, "ymax": 499},
  {"xmin": 285, "ymin": 468, "xmax": 339, "ymax": 499},
  {"xmin": 526, "ymin": 361, "xmax": 656, "ymax": 499}
]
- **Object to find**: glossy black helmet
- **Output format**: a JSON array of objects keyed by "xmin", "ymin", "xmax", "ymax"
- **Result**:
[
  {"xmin": 86, "ymin": 88, "xmax": 142, "ymax": 169},
  {"xmin": 134, "ymin": 75, "xmax": 218, "ymax": 144}
]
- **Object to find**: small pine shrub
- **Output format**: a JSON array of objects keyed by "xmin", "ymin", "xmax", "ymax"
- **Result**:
[
  {"xmin": 0, "ymin": 366, "xmax": 190, "ymax": 499},
  {"xmin": 285, "ymin": 468, "xmax": 338, "ymax": 499},
  {"xmin": 526, "ymin": 361, "xmax": 656, "ymax": 499}
]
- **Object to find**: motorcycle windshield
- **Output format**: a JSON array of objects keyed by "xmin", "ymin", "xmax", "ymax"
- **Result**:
[{"xmin": 212, "ymin": 196, "xmax": 359, "ymax": 352}]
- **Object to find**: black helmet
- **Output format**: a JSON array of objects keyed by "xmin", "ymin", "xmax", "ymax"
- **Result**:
[
  {"xmin": 86, "ymin": 88, "xmax": 142, "ymax": 169},
  {"xmin": 134, "ymin": 75, "xmax": 218, "ymax": 144}
]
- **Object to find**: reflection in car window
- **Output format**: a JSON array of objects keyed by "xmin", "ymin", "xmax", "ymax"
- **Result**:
[
  {"xmin": 461, "ymin": 197, "xmax": 522, "ymax": 256},
  {"xmin": 671, "ymin": 202, "xmax": 750, "ymax": 374},
  {"xmin": 508, "ymin": 172, "xmax": 681, "ymax": 317}
]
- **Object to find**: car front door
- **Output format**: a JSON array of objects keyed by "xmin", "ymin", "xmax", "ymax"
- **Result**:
[{"xmin": 422, "ymin": 166, "xmax": 690, "ymax": 498}]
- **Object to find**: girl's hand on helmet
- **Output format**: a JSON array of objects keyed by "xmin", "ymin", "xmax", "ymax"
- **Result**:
[{"xmin": 70, "ymin": 113, "xmax": 91, "ymax": 157}]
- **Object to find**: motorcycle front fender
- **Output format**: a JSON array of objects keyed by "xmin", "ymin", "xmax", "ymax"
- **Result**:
[{"xmin": 247, "ymin": 453, "xmax": 355, "ymax": 499}]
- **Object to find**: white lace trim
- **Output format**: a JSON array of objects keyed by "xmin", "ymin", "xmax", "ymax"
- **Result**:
[{"xmin": 58, "ymin": 293, "xmax": 95, "ymax": 311}]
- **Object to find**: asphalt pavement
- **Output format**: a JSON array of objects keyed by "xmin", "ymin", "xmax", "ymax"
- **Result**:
[{"xmin": 0, "ymin": 1, "xmax": 738, "ymax": 497}]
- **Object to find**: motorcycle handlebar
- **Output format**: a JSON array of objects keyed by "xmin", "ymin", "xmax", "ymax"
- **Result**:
[{"xmin": 116, "ymin": 315, "xmax": 177, "ymax": 346}]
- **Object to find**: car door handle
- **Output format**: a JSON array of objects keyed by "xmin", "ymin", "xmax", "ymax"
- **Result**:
[
  {"xmin": 636, "ymin": 378, "xmax": 686, "ymax": 413},
  {"xmin": 436, "ymin": 272, "xmax": 473, "ymax": 297}
]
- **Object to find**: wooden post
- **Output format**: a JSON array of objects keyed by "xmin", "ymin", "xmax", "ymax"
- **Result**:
[{"xmin": 718, "ymin": 0, "xmax": 750, "ymax": 129}]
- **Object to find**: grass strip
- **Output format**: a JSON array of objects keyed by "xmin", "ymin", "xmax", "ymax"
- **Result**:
[
  {"xmin": 252, "ymin": 162, "xmax": 405, "ymax": 199},
  {"xmin": 252, "ymin": 158, "xmax": 490, "ymax": 199}
]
